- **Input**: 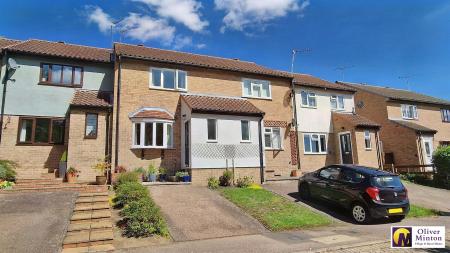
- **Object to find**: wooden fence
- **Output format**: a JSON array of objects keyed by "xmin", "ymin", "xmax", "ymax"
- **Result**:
[{"xmin": 383, "ymin": 164, "xmax": 436, "ymax": 174}]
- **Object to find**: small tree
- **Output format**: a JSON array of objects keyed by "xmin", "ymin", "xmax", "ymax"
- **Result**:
[{"xmin": 432, "ymin": 146, "xmax": 450, "ymax": 187}]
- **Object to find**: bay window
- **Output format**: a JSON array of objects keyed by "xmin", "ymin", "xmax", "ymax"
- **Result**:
[
  {"xmin": 40, "ymin": 63, "xmax": 83, "ymax": 87},
  {"xmin": 18, "ymin": 117, "xmax": 65, "ymax": 144},
  {"xmin": 264, "ymin": 127, "xmax": 282, "ymax": 150},
  {"xmin": 401, "ymin": 104, "xmax": 418, "ymax": 119},
  {"xmin": 300, "ymin": 91, "xmax": 317, "ymax": 108},
  {"xmin": 132, "ymin": 121, "xmax": 173, "ymax": 148},
  {"xmin": 331, "ymin": 95, "xmax": 345, "ymax": 110},
  {"xmin": 150, "ymin": 67, "xmax": 187, "ymax": 90},
  {"xmin": 304, "ymin": 133, "xmax": 327, "ymax": 154},
  {"xmin": 242, "ymin": 79, "xmax": 271, "ymax": 99}
]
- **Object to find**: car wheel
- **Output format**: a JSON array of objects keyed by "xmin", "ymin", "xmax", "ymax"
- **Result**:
[
  {"xmin": 299, "ymin": 183, "xmax": 311, "ymax": 200},
  {"xmin": 351, "ymin": 203, "xmax": 371, "ymax": 224},
  {"xmin": 390, "ymin": 215, "xmax": 406, "ymax": 223}
]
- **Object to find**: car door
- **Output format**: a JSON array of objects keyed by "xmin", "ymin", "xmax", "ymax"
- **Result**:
[
  {"xmin": 316, "ymin": 166, "xmax": 342, "ymax": 202},
  {"xmin": 335, "ymin": 168, "xmax": 366, "ymax": 209}
]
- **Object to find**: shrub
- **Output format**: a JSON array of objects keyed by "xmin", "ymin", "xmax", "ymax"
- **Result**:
[
  {"xmin": 236, "ymin": 176, "xmax": 253, "ymax": 188},
  {"xmin": 115, "ymin": 165, "xmax": 127, "ymax": 173},
  {"xmin": 0, "ymin": 160, "xmax": 17, "ymax": 182},
  {"xmin": 175, "ymin": 171, "xmax": 188, "ymax": 178},
  {"xmin": 433, "ymin": 146, "xmax": 450, "ymax": 188},
  {"xmin": 115, "ymin": 172, "xmax": 140, "ymax": 188},
  {"xmin": 92, "ymin": 157, "xmax": 111, "ymax": 175},
  {"xmin": 247, "ymin": 183, "xmax": 262, "ymax": 190},
  {"xmin": 114, "ymin": 182, "xmax": 149, "ymax": 208},
  {"xmin": 120, "ymin": 198, "xmax": 169, "ymax": 237},
  {"xmin": 207, "ymin": 177, "xmax": 219, "ymax": 189},
  {"xmin": 0, "ymin": 181, "xmax": 15, "ymax": 190},
  {"xmin": 219, "ymin": 170, "xmax": 233, "ymax": 186},
  {"xmin": 148, "ymin": 164, "xmax": 158, "ymax": 175}
]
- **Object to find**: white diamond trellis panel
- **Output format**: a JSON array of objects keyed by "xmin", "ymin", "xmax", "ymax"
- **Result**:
[{"xmin": 192, "ymin": 143, "xmax": 260, "ymax": 159}]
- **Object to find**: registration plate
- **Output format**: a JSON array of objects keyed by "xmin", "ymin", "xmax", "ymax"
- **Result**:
[{"xmin": 388, "ymin": 208, "xmax": 403, "ymax": 214}]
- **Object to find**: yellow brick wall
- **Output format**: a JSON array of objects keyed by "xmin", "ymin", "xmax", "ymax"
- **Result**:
[
  {"xmin": 112, "ymin": 59, "xmax": 295, "ymax": 178},
  {"xmin": 298, "ymin": 132, "xmax": 337, "ymax": 174}
]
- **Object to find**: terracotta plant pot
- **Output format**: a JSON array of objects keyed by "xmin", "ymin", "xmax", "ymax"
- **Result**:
[
  {"xmin": 67, "ymin": 174, "xmax": 77, "ymax": 183},
  {"xmin": 96, "ymin": 175, "xmax": 107, "ymax": 185},
  {"xmin": 168, "ymin": 176, "xmax": 177, "ymax": 182},
  {"xmin": 291, "ymin": 170, "xmax": 299, "ymax": 177}
]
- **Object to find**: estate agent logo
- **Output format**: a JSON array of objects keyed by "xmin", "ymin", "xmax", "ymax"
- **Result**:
[{"xmin": 391, "ymin": 226, "xmax": 446, "ymax": 248}]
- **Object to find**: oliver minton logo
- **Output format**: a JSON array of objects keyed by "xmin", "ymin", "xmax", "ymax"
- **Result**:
[{"xmin": 391, "ymin": 226, "xmax": 446, "ymax": 248}]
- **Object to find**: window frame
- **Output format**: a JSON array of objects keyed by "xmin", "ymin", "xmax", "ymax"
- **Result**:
[
  {"xmin": 242, "ymin": 78, "xmax": 272, "ymax": 99},
  {"xmin": 401, "ymin": 104, "xmax": 418, "ymax": 120},
  {"xmin": 364, "ymin": 130, "xmax": 372, "ymax": 150},
  {"xmin": 149, "ymin": 67, "xmax": 188, "ymax": 91},
  {"xmin": 300, "ymin": 91, "xmax": 317, "ymax": 108},
  {"xmin": 131, "ymin": 119, "xmax": 174, "ymax": 149},
  {"xmin": 84, "ymin": 113, "xmax": 98, "ymax": 139},
  {"xmin": 264, "ymin": 127, "xmax": 282, "ymax": 150},
  {"xmin": 441, "ymin": 108, "xmax": 450, "ymax": 123},
  {"xmin": 17, "ymin": 117, "xmax": 65, "ymax": 145},
  {"xmin": 330, "ymin": 95, "xmax": 345, "ymax": 110},
  {"xmin": 240, "ymin": 120, "xmax": 251, "ymax": 142},
  {"xmin": 207, "ymin": 118, "xmax": 218, "ymax": 142},
  {"xmin": 39, "ymin": 63, "xmax": 83, "ymax": 87},
  {"xmin": 303, "ymin": 133, "xmax": 327, "ymax": 154}
]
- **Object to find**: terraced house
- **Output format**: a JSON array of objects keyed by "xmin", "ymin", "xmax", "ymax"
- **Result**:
[
  {"xmin": 338, "ymin": 82, "xmax": 450, "ymax": 170},
  {"xmin": 293, "ymin": 74, "xmax": 383, "ymax": 173},
  {"xmin": 0, "ymin": 38, "xmax": 114, "ymax": 181},
  {"xmin": 112, "ymin": 43, "xmax": 297, "ymax": 185}
]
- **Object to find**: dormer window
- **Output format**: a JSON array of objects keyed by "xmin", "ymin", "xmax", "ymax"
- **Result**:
[
  {"xmin": 401, "ymin": 104, "xmax": 418, "ymax": 119},
  {"xmin": 40, "ymin": 63, "xmax": 83, "ymax": 87},
  {"xmin": 150, "ymin": 67, "xmax": 187, "ymax": 91}
]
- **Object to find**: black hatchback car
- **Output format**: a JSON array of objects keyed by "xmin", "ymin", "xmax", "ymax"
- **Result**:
[{"xmin": 298, "ymin": 165, "xmax": 409, "ymax": 224}]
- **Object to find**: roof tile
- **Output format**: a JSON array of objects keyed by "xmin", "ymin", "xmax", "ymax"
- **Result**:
[
  {"xmin": 294, "ymin": 74, "xmax": 355, "ymax": 92},
  {"xmin": 390, "ymin": 119, "xmax": 437, "ymax": 134},
  {"xmin": 133, "ymin": 110, "xmax": 174, "ymax": 120},
  {"xmin": 181, "ymin": 94, "xmax": 264, "ymax": 116},
  {"xmin": 71, "ymin": 90, "xmax": 112, "ymax": 108},
  {"xmin": 333, "ymin": 112, "xmax": 381, "ymax": 128}
]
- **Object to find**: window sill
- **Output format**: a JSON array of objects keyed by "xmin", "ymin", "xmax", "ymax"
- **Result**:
[
  {"xmin": 38, "ymin": 82, "xmax": 82, "ymax": 88},
  {"xmin": 401, "ymin": 117, "xmax": 418, "ymax": 120},
  {"xmin": 16, "ymin": 142, "xmax": 64, "ymax": 146},
  {"xmin": 149, "ymin": 86, "xmax": 187, "ymax": 93},
  {"xmin": 365, "ymin": 148, "xmax": 372, "ymax": 151},
  {"xmin": 84, "ymin": 136, "xmax": 97, "ymax": 140},
  {"xmin": 242, "ymin": 95, "xmax": 272, "ymax": 101},
  {"xmin": 301, "ymin": 105, "xmax": 317, "ymax": 109},
  {"xmin": 206, "ymin": 140, "xmax": 218, "ymax": 143},
  {"xmin": 131, "ymin": 146, "xmax": 175, "ymax": 150},
  {"xmin": 240, "ymin": 140, "xmax": 252, "ymax": 143},
  {"xmin": 304, "ymin": 152, "xmax": 327, "ymax": 155},
  {"xmin": 265, "ymin": 148, "xmax": 284, "ymax": 151}
]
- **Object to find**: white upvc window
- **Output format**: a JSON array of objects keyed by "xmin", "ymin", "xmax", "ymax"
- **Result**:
[
  {"xmin": 264, "ymin": 127, "xmax": 282, "ymax": 150},
  {"xmin": 401, "ymin": 104, "xmax": 418, "ymax": 119},
  {"xmin": 330, "ymin": 95, "xmax": 345, "ymax": 110},
  {"xmin": 150, "ymin": 67, "xmax": 187, "ymax": 91},
  {"xmin": 300, "ymin": 91, "xmax": 317, "ymax": 108},
  {"xmin": 364, "ymin": 130, "xmax": 372, "ymax": 150},
  {"xmin": 207, "ymin": 119, "xmax": 218, "ymax": 142},
  {"xmin": 241, "ymin": 120, "xmax": 251, "ymax": 142},
  {"xmin": 303, "ymin": 133, "xmax": 327, "ymax": 154},
  {"xmin": 242, "ymin": 78, "xmax": 271, "ymax": 99},
  {"xmin": 132, "ymin": 120, "xmax": 173, "ymax": 149},
  {"xmin": 441, "ymin": 109, "xmax": 450, "ymax": 122}
]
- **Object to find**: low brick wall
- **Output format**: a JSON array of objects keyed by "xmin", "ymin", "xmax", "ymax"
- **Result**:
[{"xmin": 190, "ymin": 167, "xmax": 261, "ymax": 186}]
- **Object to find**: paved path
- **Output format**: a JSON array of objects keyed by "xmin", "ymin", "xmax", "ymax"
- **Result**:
[
  {"xmin": 148, "ymin": 185, "xmax": 267, "ymax": 241},
  {"xmin": 0, "ymin": 191, "xmax": 77, "ymax": 253},
  {"xmin": 402, "ymin": 181, "xmax": 450, "ymax": 213}
]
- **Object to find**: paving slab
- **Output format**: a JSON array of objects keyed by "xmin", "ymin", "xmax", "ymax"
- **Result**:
[{"xmin": 0, "ymin": 191, "xmax": 76, "ymax": 253}]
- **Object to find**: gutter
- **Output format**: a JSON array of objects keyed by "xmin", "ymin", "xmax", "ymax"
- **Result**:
[
  {"xmin": 114, "ymin": 55, "xmax": 122, "ymax": 168},
  {"xmin": 258, "ymin": 117, "xmax": 265, "ymax": 184},
  {"xmin": 0, "ymin": 51, "xmax": 9, "ymax": 144}
]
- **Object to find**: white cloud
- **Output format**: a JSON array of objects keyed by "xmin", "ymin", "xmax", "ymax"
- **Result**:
[
  {"xmin": 196, "ymin": 43, "xmax": 206, "ymax": 49},
  {"xmin": 173, "ymin": 35, "xmax": 193, "ymax": 49},
  {"xmin": 84, "ymin": 5, "xmax": 113, "ymax": 33},
  {"xmin": 121, "ymin": 13, "xmax": 175, "ymax": 44},
  {"xmin": 214, "ymin": 0, "xmax": 309, "ymax": 32},
  {"xmin": 132, "ymin": 0, "xmax": 208, "ymax": 32}
]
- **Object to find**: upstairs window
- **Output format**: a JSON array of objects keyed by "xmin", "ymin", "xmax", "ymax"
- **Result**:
[
  {"xmin": 132, "ymin": 121, "xmax": 173, "ymax": 149},
  {"xmin": 150, "ymin": 68, "xmax": 187, "ymax": 90},
  {"xmin": 330, "ymin": 95, "xmax": 345, "ymax": 110},
  {"xmin": 243, "ymin": 79, "xmax": 271, "ymax": 99},
  {"xmin": 401, "ymin": 104, "xmax": 418, "ymax": 119},
  {"xmin": 264, "ymin": 127, "xmax": 282, "ymax": 150},
  {"xmin": 241, "ymin": 120, "xmax": 250, "ymax": 142},
  {"xmin": 304, "ymin": 133, "xmax": 327, "ymax": 154},
  {"xmin": 18, "ymin": 117, "xmax": 65, "ymax": 145},
  {"xmin": 40, "ymin": 63, "xmax": 83, "ymax": 87},
  {"xmin": 364, "ymin": 130, "xmax": 372, "ymax": 150},
  {"xmin": 441, "ymin": 109, "xmax": 450, "ymax": 122},
  {"xmin": 300, "ymin": 91, "xmax": 317, "ymax": 108}
]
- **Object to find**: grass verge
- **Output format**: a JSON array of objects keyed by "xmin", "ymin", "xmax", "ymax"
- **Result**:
[
  {"xmin": 407, "ymin": 204, "xmax": 440, "ymax": 218},
  {"xmin": 219, "ymin": 187, "xmax": 332, "ymax": 231}
]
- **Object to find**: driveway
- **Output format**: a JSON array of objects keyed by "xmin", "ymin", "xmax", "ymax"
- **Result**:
[
  {"xmin": 0, "ymin": 191, "xmax": 77, "ymax": 253},
  {"xmin": 148, "ymin": 185, "xmax": 267, "ymax": 241},
  {"xmin": 402, "ymin": 181, "xmax": 450, "ymax": 213}
]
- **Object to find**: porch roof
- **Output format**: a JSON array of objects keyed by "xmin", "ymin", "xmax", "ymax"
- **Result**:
[
  {"xmin": 333, "ymin": 112, "xmax": 381, "ymax": 129},
  {"xmin": 390, "ymin": 119, "xmax": 437, "ymax": 134},
  {"xmin": 70, "ymin": 90, "xmax": 112, "ymax": 109},
  {"xmin": 181, "ymin": 94, "xmax": 265, "ymax": 116},
  {"xmin": 129, "ymin": 107, "xmax": 174, "ymax": 120}
]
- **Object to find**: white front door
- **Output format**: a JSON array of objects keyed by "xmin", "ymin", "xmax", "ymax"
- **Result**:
[{"xmin": 422, "ymin": 136, "xmax": 434, "ymax": 165}]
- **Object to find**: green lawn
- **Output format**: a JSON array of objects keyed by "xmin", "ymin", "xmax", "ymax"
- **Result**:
[
  {"xmin": 407, "ymin": 204, "xmax": 440, "ymax": 218},
  {"xmin": 219, "ymin": 187, "xmax": 332, "ymax": 231}
]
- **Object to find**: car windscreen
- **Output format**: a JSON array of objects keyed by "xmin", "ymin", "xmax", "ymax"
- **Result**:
[{"xmin": 371, "ymin": 176, "xmax": 403, "ymax": 188}]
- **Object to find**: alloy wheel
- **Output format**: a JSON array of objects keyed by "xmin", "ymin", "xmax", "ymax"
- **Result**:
[{"xmin": 352, "ymin": 205, "xmax": 366, "ymax": 223}]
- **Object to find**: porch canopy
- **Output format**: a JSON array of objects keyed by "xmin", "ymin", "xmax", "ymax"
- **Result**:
[
  {"xmin": 70, "ymin": 90, "xmax": 112, "ymax": 109},
  {"xmin": 181, "ymin": 94, "xmax": 265, "ymax": 116},
  {"xmin": 390, "ymin": 119, "xmax": 437, "ymax": 134},
  {"xmin": 333, "ymin": 112, "xmax": 381, "ymax": 129}
]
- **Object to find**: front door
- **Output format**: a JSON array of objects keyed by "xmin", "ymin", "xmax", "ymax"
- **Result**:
[
  {"xmin": 422, "ymin": 136, "xmax": 434, "ymax": 165},
  {"xmin": 184, "ymin": 121, "xmax": 190, "ymax": 167},
  {"xmin": 339, "ymin": 133, "xmax": 353, "ymax": 164}
]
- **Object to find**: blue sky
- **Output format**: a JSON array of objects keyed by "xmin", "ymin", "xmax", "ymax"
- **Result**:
[{"xmin": 1, "ymin": 0, "xmax": 449, "ymax": 100}]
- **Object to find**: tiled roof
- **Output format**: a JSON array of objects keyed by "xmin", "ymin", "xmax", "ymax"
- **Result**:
[
  {"xmin": 181, "ymin": 94, "xmax": 264, "ymax": 116},
  {"xmin": 114, "ymin": 43, "xmax": 291, "ymax": 78},
  {"xmin": 294, "ymin": 74, "xmax": 355, "ymax": 92},
  {"xmin": 0, "ymin": 38, "xmax": 22, "ymax": 53},
  {"xmin": 337, "ymin": 81, "xmax": 450, "ymax": 106},
  {"xmin": 333, "ymin": 112, "xmax": 381, "ymax": 128},
  {"xmin": 390, "ymin": 119, "xmax": 437, "ymax": 134},
  {"xmin": 133, "ymin": 110, "xmax": 174, "ymax": 120},
  {"xmin": 7, "ymin": 39, "xmax": 111, "ymax": 63},
  {"xmin": 71, "ymin": 90, "xmax": 112, "ymax": 108}
]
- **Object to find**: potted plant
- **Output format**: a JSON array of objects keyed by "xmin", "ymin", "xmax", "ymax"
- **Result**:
[
  {"xmin": 134, "ymin": 167, "xmax": 146, "ymax": 182},
  {"xmin": 158, "ymin": 167, "xmax": 167, "ymax": 182},
  {"xmin": 176, "ymin": 171, "xmax": 190, "ymax": 182},
  {"xmin": 148, "ymin": 164, "xmax": 158, "ymax": 182},
  {"xmin": 59, "ymin": 151, "xmax": 67, "ymax": 179},
  {"xmin": 168, "ymin": 174, "xmax": 177, "ymax": 182},
  {"xmin": 66, "ymin": 167, "xmax": 79, "ymax": 183},
  {"xmin": 92, "ymin": 158, "xmax": 111, "ymax": 185},
  {"xmin": 291, "ymin": 170, "xmax": 299, "ymax": 177}
]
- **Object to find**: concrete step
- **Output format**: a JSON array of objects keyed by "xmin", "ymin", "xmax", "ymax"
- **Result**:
[
  {"xmin": 71, "ymin": 210, "xmax": 112, "ymax": 221},
  {"xmin": 61, "ymin": 244, "xmax": 115, "ymax": 253},
  {"xmin": 70, "ymin": 217, "xmax": 111, "ymax": 224},
  {"xmin": 40, "ymin": 173, "xmax": 57, "ymax": 179},
  {"xmin": 76, "ymin": 196, "xmax": 109, "ymax": 204},
  {"xmin": 15, "ymin": 178, "xmax": 63, "ymax": 184},
  {"xmin": 74, "ymin": 202, "xmax": 110, "ymax": 211},
  {"xmin": 63, "ymin": 229, "xmax": 113, "ymax": 248},
  {"xmin": 68, "ymin": 220, "xmax": 113, "ymax": 232},
  {"xmin": 79, "ymin": 192, "xmax": 109, "ymax": 197}
]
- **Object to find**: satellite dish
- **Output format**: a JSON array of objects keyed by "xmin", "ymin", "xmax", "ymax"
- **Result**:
[{"xmin": 7, "ymin": 58, "xmax": 18, "ymax": 70}]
